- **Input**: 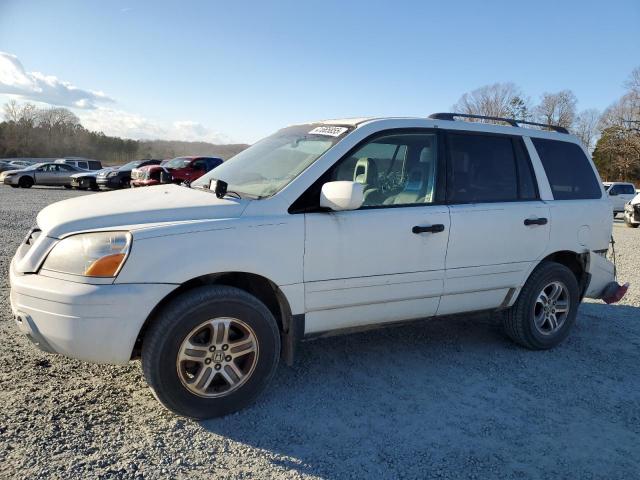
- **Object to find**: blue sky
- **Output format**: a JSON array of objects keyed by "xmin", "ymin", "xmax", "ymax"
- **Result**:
[{"xmin": 0, "ymin": 0, "xmax": 638, "ymax": 143}]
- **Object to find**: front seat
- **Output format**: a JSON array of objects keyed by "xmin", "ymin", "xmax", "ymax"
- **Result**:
[{"xmin": 353, "ymin": 157, "xmax": 383, "ymax": 205}]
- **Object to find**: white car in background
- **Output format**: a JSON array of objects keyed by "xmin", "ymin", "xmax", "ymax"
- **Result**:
[
  {"xmin": 10, "ymin": 113, "xmax": 628, "ymax": 418},
  {"xmin": 623, "ymin": 192, "xmax": 640, "ymax": 228},
  {"xmin": 603, "ymin": 182, "xmax": 637, "ymax": 215}
]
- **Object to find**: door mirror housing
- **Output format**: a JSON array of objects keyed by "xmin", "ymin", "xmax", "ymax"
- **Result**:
[{"xmin": 320, "ymin": 181, "xmax": 364, "ymax": 211}]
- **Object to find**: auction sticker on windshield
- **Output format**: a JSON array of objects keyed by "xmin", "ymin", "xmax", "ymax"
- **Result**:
[{"xmin": 308, "ymin": 126, "xmax": 349, "ymax": 137}]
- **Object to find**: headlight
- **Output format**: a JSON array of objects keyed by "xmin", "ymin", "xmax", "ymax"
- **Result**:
[
  {"xmin": 42, "ymin": 231, "xmax": 131, "ymax": 277},
  {"xmin": 107, "ymin": 171, "xmax": 118, "ymax": 177}
]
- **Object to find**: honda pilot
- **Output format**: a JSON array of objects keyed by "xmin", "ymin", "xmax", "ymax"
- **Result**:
[{"xmin": 10, "ymin": 114, "xmax": 627, "ymax": 418}]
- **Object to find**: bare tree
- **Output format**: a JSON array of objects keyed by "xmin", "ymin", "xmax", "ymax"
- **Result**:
[
  {"xmin": 573, "ymin": 109, "xmax": 601, "ymax": 151},
  {"xmin": 535, "ymin": 90, "xmax": 577, "ymax": 129},
  {"xmin": 452, "ymin": 83, "xmax": 529, "ymax": 119}
]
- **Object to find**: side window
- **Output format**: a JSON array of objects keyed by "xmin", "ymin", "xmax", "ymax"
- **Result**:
[
  {"xmin": 77, "ymin": 161, "xmax": 88, "ymax": 169},
  {"xmin": 532, "ymin": 138, "xmax": 601, "ymax": 200},
  {"xmin": 446, "ymin": 133, "xmax": 518, "ymax": 203},
  {"xmin": 329, "ymin": 132, "xmax": 438, "ymax": 207},
  {"xmin": 58, "ymin": 164, "xmax": 74, "ymax": 171},
  {"xmin": 88, "ymin": 161, "xmax": 101, "ymax": 170},
  {"xmin": 192, "ymin": 159, "xmax": 207, "ymax": 171},
  {"xmin": 623, "ymin": 185, "xmax": 636, "ymax": 195},
  {"xmin": 208, "ymin": 158, "xmax": 222, "ymax": 171}
]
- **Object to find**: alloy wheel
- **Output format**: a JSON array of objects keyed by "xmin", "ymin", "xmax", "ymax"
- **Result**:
[
  {"xmin": 176, "ymin": 317, "xmax": 258, "ymax": 398},
  {"xmin": 533, "ymin": 281, "xmax": 570, "ymax": 335}
]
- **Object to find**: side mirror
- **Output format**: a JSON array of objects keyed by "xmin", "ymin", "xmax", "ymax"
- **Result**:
[
  {"xmin": 320, "ymin": 181, "xmax": 364, "ymax": 211},
  {"xmin": 609, "ymin": 190, "xmax": 618, "ymax": 196},
  {"xmin": 159, "ymin": 170, "xmax": 172, "ymax": 184}
]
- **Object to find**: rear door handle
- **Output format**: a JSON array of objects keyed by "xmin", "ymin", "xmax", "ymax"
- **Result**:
[
  {"xmin": 524, "ymin": 217, "xmax": 548, "ymax": 226},
  {"xmin": 412, "ymin": 224, "xmax": 445, "ymax": 234}
]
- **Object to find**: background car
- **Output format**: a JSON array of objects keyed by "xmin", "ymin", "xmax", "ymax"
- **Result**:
[
  {"xmin": 70, "ymin": 167, "xmax": 118, "ymax": 190},
  {"xmin": 623, "ymin": 192, "xmax": 640, "ymax": 228},
  {"xmin": 0, "ymin": 160, "xmax": 33, "ymax": 173},
  {"xmin": 131, "ymin": 156, "xmax": 222, "ymax": 187},
  {"xmin": 2, "ymin": 162, "xmax": 83, "ymax": 188},
  {"xmin": 55, "ymin": 157, "xmax": 103, "ymax": 170},
  {"xmin": 603, "ymin": 181, "xmax": 637, "ymax": 215},
  {"xmin": 96, "ymin": 159, "xmax": 162, "ymax": 189}
]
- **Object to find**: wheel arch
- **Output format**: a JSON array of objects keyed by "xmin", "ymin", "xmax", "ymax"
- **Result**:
[
  {"xmin": 132, "ymin": 271, "xmax": 297, "ymax": 362},
  {"xmin": 511, "ymin": 250, "xmax": 590, "ymax": 307}
]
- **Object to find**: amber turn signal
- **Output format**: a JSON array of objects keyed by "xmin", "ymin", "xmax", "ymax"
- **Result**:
[{"xmin": 85, "ymin": 253, "xmax": 126, "ymax": 277}]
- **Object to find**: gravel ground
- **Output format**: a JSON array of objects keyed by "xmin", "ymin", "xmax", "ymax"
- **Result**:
[{"xmin": 1, "ymin": 186, "xmax": 639, "ymax": 480}]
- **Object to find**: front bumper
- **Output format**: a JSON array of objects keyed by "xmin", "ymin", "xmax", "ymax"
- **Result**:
[
  {"xmin": 96, "ymin": 176, "xmax": 123, "ymax": 189},
  {"xmin": 3, "ymin": 175, "xmax": 18, "ymax": 185},
  {"xmin": 131, "ymin": 179, "xmax": 159, "ymax": 187},
  {"xmin": 10, "ymin": 259, "xmax": 176, "ymax": 364}
]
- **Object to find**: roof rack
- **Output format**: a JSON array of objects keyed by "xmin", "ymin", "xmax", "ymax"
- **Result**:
[{"xmin": 428, "ymin": 112, "xmax": 569, "ymax": 134}]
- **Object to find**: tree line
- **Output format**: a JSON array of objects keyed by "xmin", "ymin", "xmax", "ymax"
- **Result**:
[
  {"xmin": 452, "ymin": 66, "xmax": 640, "ymax": 183},
  {"xmin": 1, "ymin": 66, "xmax": 639, "ymax": 182},
  {"xmin": 0, "ymin": 100, "xmax": 248, "ymax": 164}
]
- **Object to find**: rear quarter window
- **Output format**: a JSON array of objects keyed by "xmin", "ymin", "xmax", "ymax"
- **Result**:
[{"xmin": 532, "ymin": 138, "xmax": 601, "ymax": 200}]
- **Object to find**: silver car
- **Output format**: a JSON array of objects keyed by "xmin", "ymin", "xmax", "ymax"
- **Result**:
[{"xmin": 1, "ymin": 162, "xmax": 83, "ymax": 188}]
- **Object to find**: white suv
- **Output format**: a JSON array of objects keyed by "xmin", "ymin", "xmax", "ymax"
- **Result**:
[
  {"xmin": 10, "ymin": 113, "xmax": 627, "ymax": 418},
  {"xmin": 603, "ymin": 181, "xmax": 637, "ymax": 215}
]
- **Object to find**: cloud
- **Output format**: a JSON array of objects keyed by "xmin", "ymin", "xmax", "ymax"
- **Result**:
[
  {"xmin": 0, "ymin": 51, "xmax": 114, "ymax": 109},
  {"xmin": 79, "ymin": 108, "xmax": 232, "ymax": 143},
  {"xmin": 0, "ymin": 52, "xmax": 236, "ymax": 143}
]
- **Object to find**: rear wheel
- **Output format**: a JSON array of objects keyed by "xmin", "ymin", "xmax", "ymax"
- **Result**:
[
  {"xmin": 18, "ymin": 176, "xmax": 33, "ymax": 188},
  {"xmin": 63, "ymin": 185, "xmax": 72, "ymax": 189},
  {"xmin": 503, "ymin": 261, "xmax": 579, "ymax": 350},
  {"xmin": 142, "ymin": 285, "xmax": 280, "ymax": 419}
]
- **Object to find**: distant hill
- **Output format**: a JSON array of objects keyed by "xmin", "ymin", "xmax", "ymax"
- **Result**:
[{"xmin": 136, "ymin": 140, "xmax": 249, "ymax": 161}]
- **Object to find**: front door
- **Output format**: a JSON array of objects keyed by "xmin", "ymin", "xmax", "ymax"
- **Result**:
[
  {"xmin": 439, "ymin": 131, "xmax": 550, "ymax": 315},
  {"xmin": 302, "ymin": 130, "xmax": 450, "ymax": 334}
]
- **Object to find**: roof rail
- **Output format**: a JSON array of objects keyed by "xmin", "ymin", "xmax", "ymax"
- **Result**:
[{"xmin": 428, "ymin": 112, "xmax": 569, "ymax": 134}]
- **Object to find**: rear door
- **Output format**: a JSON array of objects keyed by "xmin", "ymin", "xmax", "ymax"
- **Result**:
[
  {"xmin": 301, "ymin": 130, "xmax": 450, "ymax": 334},
  {"xmin": 56, "ymin": 164, "xmax": 77, "ymax": 185},
  {"xmin": 441, "ymin": 131, "xmax": 549, "ymax": 315}
]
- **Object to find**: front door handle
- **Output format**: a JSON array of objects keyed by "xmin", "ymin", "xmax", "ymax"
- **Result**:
[
  {"xmin": 412, "ymin": 224, "xmax": 445, "ymax": 234},
  {"xmin": 524, "ymin": 217, "xmax": 548, "ymax": 226}
]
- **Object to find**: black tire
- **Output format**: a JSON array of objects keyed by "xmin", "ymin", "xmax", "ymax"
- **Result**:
[
  {"xmin": 18, "ymin": 176, "xmax": 33, "ymax": 188},
  {"xmin": 624, "ymin": 216, "xmax": 639, "ymax": 228},
  {"xmin": 63, "ymin": 185, "xmax": 72, "ymax": 189},
  {"xmin": 142, "ymin": 285, "xmax": 280, "ymax": 419},
  {"xmin": 503, "ymin": 261, "xmax": 579, "ymax": 350}
]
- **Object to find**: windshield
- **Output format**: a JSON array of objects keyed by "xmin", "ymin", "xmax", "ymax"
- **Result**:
[
  {"xmin": 165, "ymin": 157, "xmax": 191, "ymax": 169},
  {"xmin": 119, "ymin": 160, "xmax": 142, "ymax": 171},
  {"xmin": 192, "ymin": 124, "xmax": 350, "ymax": 197},
  {"xmin": 24, "ymin": 163, "xmax": 45, "ymax": 170}
]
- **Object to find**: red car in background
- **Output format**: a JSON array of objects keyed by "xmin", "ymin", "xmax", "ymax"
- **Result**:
[{"xmin": 131, "ymin": 156, "xmax": 223, "ymax": 187}]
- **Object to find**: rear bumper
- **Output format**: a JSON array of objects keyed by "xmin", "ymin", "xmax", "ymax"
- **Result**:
[
  {"xmin": 584, "ymin": 252, "xmax": 620, "ymax": 300},
  {"xmin": 10, "ymin": 259, "xmax": 176, "ymax": 364}
]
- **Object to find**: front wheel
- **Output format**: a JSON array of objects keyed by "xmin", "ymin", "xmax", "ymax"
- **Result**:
[
  {"xmin": 18, "ymin": 176, "xmax": 33, "ymax": 188},
  {"xmin": 142, "ymin": 285, "xmax": 280, "ymax": 419},
  {"xmin": 624, "ymin": 215, "xmax": 639, "ymax": 228},
  {"xmin": 503, "ymin": 261, "xmax": 579, "ymax": 350}
]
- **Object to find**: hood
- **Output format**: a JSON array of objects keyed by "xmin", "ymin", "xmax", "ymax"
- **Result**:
[
  {"xmin": 1, "ymin": 168, "xmax": 28, "ymax": 177},
  {"xmin": 37, "ymin": 184, "xmax": 249, "ymax": 237},
  {"xmin": 71, "ymin": 171, "xmax": 98, "ymax": 178}
]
